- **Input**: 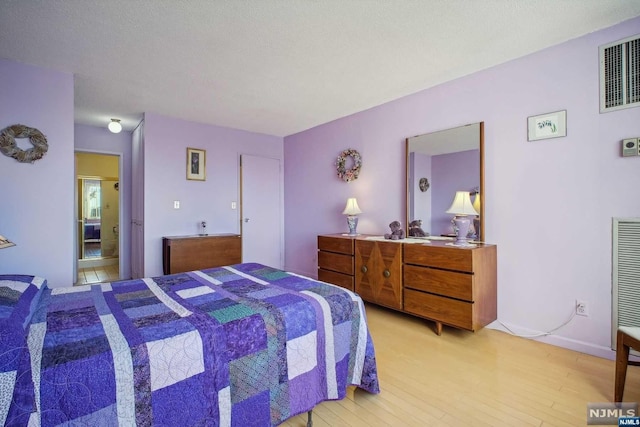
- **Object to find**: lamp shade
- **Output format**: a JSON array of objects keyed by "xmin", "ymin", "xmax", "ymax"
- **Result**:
[
  {"xmin": 473, "ymin": 193, "xmax": 481, "ymax": 214},
  {"xmin": 342, "ymin": 198, "xmax": 362, "ymax": 215},
  {"xmin": 446, "ymin": 191, "xmax": 479, "ymax": 216},
  {"xmin": 108, "ymin": 119, "xmax": 122, "ymax": 134}
]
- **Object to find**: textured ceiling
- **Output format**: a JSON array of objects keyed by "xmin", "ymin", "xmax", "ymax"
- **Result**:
[{"xmin": 1, "ymin": 1, "xmax": 639, "ymax": 137}]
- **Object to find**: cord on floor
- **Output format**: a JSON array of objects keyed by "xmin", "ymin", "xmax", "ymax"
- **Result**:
[{"xmin": 498, "ymin": 309, "xmax": 577, "ymax": 338}]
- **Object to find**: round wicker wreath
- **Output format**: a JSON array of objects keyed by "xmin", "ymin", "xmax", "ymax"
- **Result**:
[
  {"xmin": 0, "ymin": 124, "xmax": 48, "ymax": 163},
  {"xmin": 336, "ymin": 148, "xmax": 362, "ymax": 182}
]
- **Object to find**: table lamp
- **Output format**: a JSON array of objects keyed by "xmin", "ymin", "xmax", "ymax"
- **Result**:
[
  {"xmin": 342, "ymin": 198, "xmax": 362, "ymax": 235},
  {"xmin": 446, "ymin": 191, "xmax": 479, "ymax": 245}
]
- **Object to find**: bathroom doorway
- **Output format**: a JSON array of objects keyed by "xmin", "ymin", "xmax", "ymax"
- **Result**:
[{"xmin": 75, "ymin": 152, "xmax": 121, "ymax": 284}]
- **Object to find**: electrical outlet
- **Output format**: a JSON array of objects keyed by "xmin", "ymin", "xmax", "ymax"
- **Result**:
[{"xmin": 576, "ymin": 300, "xmax": 589, "ymax": 316}]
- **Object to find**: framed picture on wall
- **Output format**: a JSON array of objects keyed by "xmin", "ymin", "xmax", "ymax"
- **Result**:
[
  {"xmin": 187, "ymin": 147, "xmax": 206, "ymax": 181},
  {"xmin": 527, "ymin": 110, "xmax": 567, "ymax": 141}
]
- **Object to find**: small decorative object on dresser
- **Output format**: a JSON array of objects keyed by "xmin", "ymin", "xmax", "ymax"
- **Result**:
[
  {"xmin": 384, "ymin": 220, "xmax": 405, "ymax": 240},
  {"xmin": 198, "ymin": 220, "xmax": 207, "ymax": 235},
  {"xmin": 318, "ymin": 234, "xmax": 497, "ymax": 335},
  {"xmin": 408, "ymin": 219, "xmax": 428, "ymax": 237}
]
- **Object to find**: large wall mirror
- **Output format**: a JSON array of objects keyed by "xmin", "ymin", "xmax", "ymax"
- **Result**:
[{"xmin": 405, "ymin": 122, "xmax": 484, "ymax": 241}]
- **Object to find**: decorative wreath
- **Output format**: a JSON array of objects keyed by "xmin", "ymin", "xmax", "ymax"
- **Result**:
[
  {"xmin": 0, "ymin": 124, "xmax": 48, "ymax": 163},
  {"xmin": 335, "ymin": 148, "xmax": 362, "ymax": 182}
]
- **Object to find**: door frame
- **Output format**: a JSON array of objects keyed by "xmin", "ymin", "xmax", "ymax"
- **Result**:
[{"xmin": 74, "ymin": 149, "xmax": 124, "ymax": 282}]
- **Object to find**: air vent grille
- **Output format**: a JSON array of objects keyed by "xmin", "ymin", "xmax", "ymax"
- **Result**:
[
  {"xmin": 600, "ymin": 35, "xmax": 640, "ymax": 113},
  {"xmin": 612, "ymin": 218, "xmax": 640, "ymax": 351}
]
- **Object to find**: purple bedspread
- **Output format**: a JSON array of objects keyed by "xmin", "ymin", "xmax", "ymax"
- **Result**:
[{"xmin": 2, "ymin": 263, "xmax": 379, "ymax": 426}]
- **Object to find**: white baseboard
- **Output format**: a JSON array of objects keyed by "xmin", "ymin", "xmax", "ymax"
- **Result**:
[{"xmin": 487, "ymin": 321, "xmax": 616, "ymax": 360}]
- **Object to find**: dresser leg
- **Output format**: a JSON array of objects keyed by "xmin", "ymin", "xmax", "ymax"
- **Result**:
[{"xmin": 435, "ymin": 321, "xmax": 442, "ymax": 336}]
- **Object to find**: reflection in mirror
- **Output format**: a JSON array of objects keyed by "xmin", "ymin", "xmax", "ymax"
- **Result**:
[{"xmin": 405, "ymin": 122, "xmax": 484, "ymax": 241}]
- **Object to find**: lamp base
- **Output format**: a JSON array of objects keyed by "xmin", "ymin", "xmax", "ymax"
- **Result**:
[
  {"xmin": 452, "ymin": 216, "xmax": 472, "ymax": 246},
  {"xmin": 346, "ymin": 215, "xmax": 359, "ymax": 236}
]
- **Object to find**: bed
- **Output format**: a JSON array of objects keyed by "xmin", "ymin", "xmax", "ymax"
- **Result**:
[{"xmin": 0, "ymin": 263, "xmax": 379, "ymax": 426}]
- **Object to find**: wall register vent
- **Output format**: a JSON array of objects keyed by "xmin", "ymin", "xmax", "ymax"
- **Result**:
[
  {"xmin": 612, "ymin": 218, "xmax": 640, "ymax": 351},
  {"xmin": 600, "ymin": 34, "xmax": 640, "ymax": 113}
]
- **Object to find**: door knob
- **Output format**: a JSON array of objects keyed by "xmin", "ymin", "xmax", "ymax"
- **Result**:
[
  {"xmin": 244, "ymin": 218, "xmax": 250, "ymax": 223},
  {"xmin": 361, "ymin": 266, "xmax": 368, "ymax": 273},
  {"xmin": 383, "ymin": 269, "xmax": 391, "ymax": 278}
]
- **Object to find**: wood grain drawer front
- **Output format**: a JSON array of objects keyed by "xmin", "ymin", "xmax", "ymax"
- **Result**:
[
  {"xmin": 404, "ymin": 244, "xmax": 473, "ymax": 272},
  {"xmin": 318, "ymin": 251, "xmax": 353, "ymax": 275},
  {"xmin": 163, "ymin": 235, "xmax": 241, "ymax": 275},
  {"xmin": 404, "ymin": 264, "xmax": 473, "ymax": 301},
  {"xmin": 318, "ymin": 236, "xmax": 354, "ymax": 255},
  {"xmin": 404, "ymin": 289, "xmax": 473, "ymax": 330},
  {"xmin": 318, "ymin": 269, "xmax": 354, "ymax": 291}
]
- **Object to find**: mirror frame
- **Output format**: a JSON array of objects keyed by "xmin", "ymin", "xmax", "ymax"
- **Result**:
[{"xmin": 405, "ymin": 121, "xmax": 485, "ymax": 241}]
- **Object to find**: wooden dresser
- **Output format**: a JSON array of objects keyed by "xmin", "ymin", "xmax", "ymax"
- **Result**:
[
  {"xmin": 317, "ymin": 234, "xmax": 497, "ymax": 335},
  {"xmin": 163, "ymin": 234, "xmax": 242, "ymax": 275}
]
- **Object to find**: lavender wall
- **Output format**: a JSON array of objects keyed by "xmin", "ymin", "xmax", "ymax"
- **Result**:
[
  {"xmin": 431, "ymin": 149, "xmax": 480, "ymax": 235},
  {"xmin": 284, "ymin": 17, "xmax": 640, "ymax": 357},
  {"xmin": 142, "ymin": 113, "xmax": 283, "ymax": 277},
  {"xmin": 74, "ymin": 124, "xmax": 133, "ymax": 279},
  {"xmin": 0, "ymin": 59, "xmax": 74, "ymax": 287}
]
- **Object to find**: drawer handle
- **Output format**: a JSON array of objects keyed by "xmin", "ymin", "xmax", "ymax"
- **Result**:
[
  {"xmin": 361, "ymin": 266, "xmax": 368, "ymax": 274},
  {"xmin": 383, "ymin": 269, "xmax": 391, "ymax": 278}
]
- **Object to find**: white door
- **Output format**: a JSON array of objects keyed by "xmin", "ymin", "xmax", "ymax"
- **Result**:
[
  {"xmin": 131, "ymin": 123, "xmax": 145, "ymax": 278},
  {"xmin": 241, "ymin": 155, "xmax": 282, "ymax": 269}
]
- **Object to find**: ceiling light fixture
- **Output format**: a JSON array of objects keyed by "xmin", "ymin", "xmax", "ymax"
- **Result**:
[{"xmin": 108, "ymin": 118, "xmax": 122, "ymax": 134}]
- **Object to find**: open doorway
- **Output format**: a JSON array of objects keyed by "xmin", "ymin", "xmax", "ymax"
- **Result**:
[{"xmin": 75, "ymin": 152, "xmax": 121, "ymax": 284}]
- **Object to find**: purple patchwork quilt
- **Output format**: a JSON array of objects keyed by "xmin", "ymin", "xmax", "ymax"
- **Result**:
[{"xmin": 2, "ymin": 263, "xmax": 379, "ymax": 426}]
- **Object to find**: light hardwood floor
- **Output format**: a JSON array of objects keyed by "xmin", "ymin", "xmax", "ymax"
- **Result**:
[
  {"xmin": 75, "ymin": 265, "xmax": 120, "ymax": 285},
  {"xmin": 282, "ymin": 303, "xmax": 640, "ymax": 427}
]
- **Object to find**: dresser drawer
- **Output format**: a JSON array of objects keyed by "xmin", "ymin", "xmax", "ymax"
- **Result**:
[
  {"xmin": 318, "ymin": 251, "xmax": 353, "ymax": 275},
  {"xmin": 404, "ymin": 289, "xmax": 473, "ymax": 330},
  {"xmin": 318, "ymin": 235, "xmax": 354, "ymax": 255},
  {"xmin": 318, "ymin": 269, "xmax": 354, "ymax": 291},
  {"xmin": 404, "ymin": 244, "xmax": 473, "ymax": 272},
  {"xmin": 404, "ymin": 264, "xmax": 473, "ymax": 301}
]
